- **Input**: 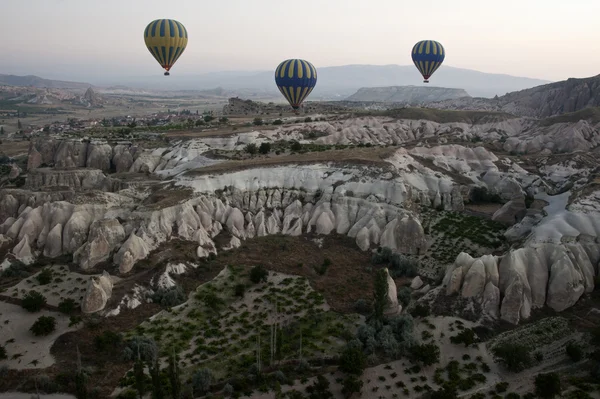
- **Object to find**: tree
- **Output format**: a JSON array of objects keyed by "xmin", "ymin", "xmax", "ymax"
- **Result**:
[
  {"xmin": 410, "ymin": 343, "xmax": 440, "ymax": 366},
  {"xmin": 245, "ymin": 143, "xmax": 258, "ymax": 155},
  {"xmin": 0, "ymin": 345, "xmax": 7, "ymax": 360},
  {"xmin": 219, "ymin": 117, "xmax": 228, "ymax": 123},
  {"xmin": 133, "ymin": 352, "xmax": 146, "ymax": 399},
  {"xmin": 17, "ymin": 120, "xmax": 22, "ymax": 130},
  {"xmin": 290, "ymin": 141, "xmax": 302, "ymax": 151},
  {"xmin": 168, "ymin": 352, "xmax": 182, "ymax": 399},
  {"xmin": 0, "ymin": 127, "xmax": 4, "ymax": 135},
  {"xmin": 30, "ymin": 316, "xmax": 56, "ymax": 336},
  {"xmin": 192, "ymin": 368, "xmax": 213, "ymax": 396},
  {"xmin": 273, "ymin": 119, "xmax": 283, "ymax": 125},
  {"xmin": 58, "ymin": 298, "xmax": 77, "ymax": 315},
  {"xmin": 250, "ymin": 265, "xmax": 268, "ymax": 284},
  {"xmin": 492, "ymin": 342, "xmax": 531, "ymax": 372},
  {"xmin": 373, "ymin": 269, "xmax": 389, "ymax": 321},
  {"xmin": 195, "ymin": 119, "xmax": 205, "ymax": 127},
  {"xmin": 534, "ymin": 373, "xmax": 561, "ymax": 399},
  {"xmin": 150, "ymin": 357, "xmax": 164, "ymax": 399},
  {"xmin": 75, "ymin": 346, "xmax": 88, "ymax": 399},
  {"xmin": 341, "ymin": 375, "xmax": 363, "ymax": 398},
  {"xmin": 306, "ymin": 375, "xmax": 333, "ymax": 399},
  {"xmin": 259, "ymin": 142, "xmax": 271, "ymax": 154},
  {"xmin": 203, "ymin": 115, "xmax": 214, "ymax": 123},
  {"xmin": 22, "ymin": 291, "xmax": 46, "ymax": 312},
  {"xmin": 253, "ymin": 117, "xmax": 263, "ymax": 126},
  {"xmin": 36, "ymin": 268, "xmax": 53, "ymax": 285},
  {"xmin": 339, "ymin": 341, "xmax": 367, "ymax": 375}
]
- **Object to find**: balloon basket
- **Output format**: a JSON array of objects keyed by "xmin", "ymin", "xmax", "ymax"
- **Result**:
[
  {"xmin": 423, "ymin": 80, "xmax": 429, "ymax": 83},
  {"xmin": 164, "ymin": 72, "xmax": 170, "ymax": 76}
]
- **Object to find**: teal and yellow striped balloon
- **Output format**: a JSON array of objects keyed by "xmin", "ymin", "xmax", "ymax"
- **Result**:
[
  {"xmin": 144, "ymin": 19, "xmax": 188, "ymax": 76},
  {"xmin": 274, "ymin": 59, "xmax": 318, "ymax": 112},
  {"xmin": 411, "ymin": 40, "xmax": 445, "ymax": 83}
]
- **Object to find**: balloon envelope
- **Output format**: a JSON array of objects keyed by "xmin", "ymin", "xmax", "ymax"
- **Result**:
[
  {"xmin": 144, "ymin": 19, "xmax": 188, "ymax": 75},
  {"xmin": 274, "ymin": 59, "xmax": 317, "ymax": 110},
  {"xmin": 411, "ymin": 40, "xmax": 445, "ymax": 83}
]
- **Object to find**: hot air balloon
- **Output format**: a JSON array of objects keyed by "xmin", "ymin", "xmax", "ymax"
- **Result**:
[
  {"xmin": 144, "ymin": 19, "xmax": 188, "ymax": 76},
  {"xmin": 411, "ymin": 40, "xmax": 445, "ymax": 83},
  {"xmin": 274, "ymin": 59, "xmax": 317, "ymax": 113}
]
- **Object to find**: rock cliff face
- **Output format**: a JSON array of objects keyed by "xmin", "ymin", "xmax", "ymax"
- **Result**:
[
  {"xmin": 346, "ymin": 86, "xmax": 470, "ymax": 104},
  {"xmin": 430, "ymin": 74, "xmax": 600, "ymax": 118},
  {"xmin": 443, "ymin": 190, "xmax": 600, "ymax": 324}
]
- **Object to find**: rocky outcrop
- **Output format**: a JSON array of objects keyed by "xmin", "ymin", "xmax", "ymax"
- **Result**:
[
  {"xmin": 114, "ymin": 233, "xmax": 151, "ymax": 274},
  {"xmin": 383, "ymin": 268, "xmax": 401, "ymax": 317},
  {"xmin": 25, "ymin": 169, "xmax": 107, "ymax": 190},
  {"xmin": 492, "ymin": 197, "xmax": 527, "ymax": 225},
  {"xmin": 346, "ymin": 86, "xmax": 470, "ymax": 104},
  {"xmin": 81, "ymin": 271, "xmax": 113, "ymax": 314},
  {"xmin": 74, "ymin": 219, "xmax": 125, "ymax": 269},
  {"xmin": 443, "ymin": 242, "xmax": 597, "ymax": 324}
]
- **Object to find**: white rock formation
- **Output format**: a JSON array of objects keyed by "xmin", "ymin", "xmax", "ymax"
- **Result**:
[
  {"xmin": 81, "ymin": 271, "xmax": 113, "ymax": 314},
  {"xmin": 383, "ymin": 268, "xmax": 401, "ymax": 317}
]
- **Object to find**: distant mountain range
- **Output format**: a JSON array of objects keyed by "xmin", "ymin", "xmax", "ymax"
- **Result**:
[
  {"xmin": 0, "ymin": 74, "xmax": 92, "ymax": 90},
  {"xmin": 111, "ymin": 64, "xmax": 550, "ymax": 99},
  {"xmin": 346, "ymin": 86, "xmax": 470, "ymax": 104}
]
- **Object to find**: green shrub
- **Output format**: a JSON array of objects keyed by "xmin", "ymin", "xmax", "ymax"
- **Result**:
[
  {"xmin": 95, "ymin": 330, "xmax": 123, "ymax": 352},
  {"xmin": 250, "ymin": 265, "xmax": 268, "ymax": 284},
  {"xmin": 36, "ymin": 268, "xmax": 53, "ymax": 285},
  {"xmin": 244, "ymin": 143, "xmax": 258, "ymax": 154},
  {"xmin": 397, "ymin": 287, "xmax": 411, "ymax": 308},
  {"xmin": 22, "ymin": 290, "xmax": 46, "ymax": 312},
  {"xmin": 0, "ymin": 345, "xmax": 6, "ymax": 360},
  {"xmin": 492, "ymin": 342, "xmax": 532, "ymax": 372},
  {"xmin": 30, "ymin": 316, "xmax": 56, "ymax": 336},
  {"xmin": 339, "ymin": 341, "xmax": 367, "ymax": 375},
  {"xmin": 259, "ymin": 142, "xmax": 271, "ymax": 154},
  {"xmin": 152, "ymin": 286, "xmax": 186, "ymax": 307},
  {"xmin": 234, "ymin": 283, "xmax": 245, "ymax": 297},
  {"xmin": 192, "ymin": 368, "xmax": 213, "ymax": 395},
  {"xmin": 534, "ymin": 373, "xmax": 561, "ymax": 399},
  {"xmin": 410, "ymin": 303, "xmax": 430, "ymax": 318},
  {"xmin": 58, "ymin": 298, "xmax": 77, "ymax": 315}
]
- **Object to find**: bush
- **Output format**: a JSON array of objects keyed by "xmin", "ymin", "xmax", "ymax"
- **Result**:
[
  {"xmin": 290, "ymin": 141, "xmax": 302, "ymax": 151},
  {"xmin": 341, "ymin": 375, "xmax": 363, "ymax": 398},
  {"xmin": 122, "ymin": 336, "xmax": 158, "ymax": 362},
  {"xmin": 151, "ymin": 286, "xmax": 186, "ymax": 307},
  {"xmin": 304, "ymin": 117, "xmax": 312, "ymax": 122},
  {"xmin": 252, "ymin": 118, "xmax": 263, "ymax": 126},
  {"xmin": 259, "ymin": 142, "xmax": 271, "ymax": 154},
  {"xmin": 450, "ymin": 328, "xmax": 478, "ymax": 347},
  {"xmin": 22, "ymin": 290, "xmax": 46, "ymax": 312},
  {"xmin": 203, "ymin": 115, "xmax": 214, "ymax": 123},
  {"xmin": 0, "ymin": 345, "xmax": 6, "ymax": 360},
  {"xmin": 244, "ymin": 143, "xmax": 258, "ymax": 155},
  {"xmin": 58, "ymin": 298, "xmax": 77, "ymax": 315},
  {"xmin": 192, "ymin": 368, "xmax": 213, "ymax": 395},
  {"xmin": 219, "ymin": 117, "xmax": 229, "ymax": 123},
  {"xmin": 534, "ymin": 373, "xmax": 561, "ymax": 398},
  {"xmin": 273, "ymin": 119, "xmax": 283, "ymax": 125},
  {"xmin": 30, "ymin": 316, "xmax": 56, "ymax": 336},
  {"xmin": 250, "ymin": 265, "xmax": 268, "ymax": 284},
  {"xmin": 36, "ymin": 268, "xmax": 53, "ymax": 285},
  {"xmin": 397, "ymin": 287, "xmax": 412, "ymax": 308},
  {"xmin": 234, "ymin": 283, "xmax": 245, "ymax": 298},
  {"xmin": 410, "ymin": 303, "xmax": 430, "ymax": 318},
  {"xmin": 95, "ymin": 330, "xmax": 123, "ymax": 352},
  {"xmin": 339, "ymin": 341, "xmax": 367, "ymax": 375},
  {"xmin": 354, "ymin": 299, "xmax": 372, "ymax": 315},
  {"xmin": 492, "ymin": 342, "xmax": 531, "ymax": 372},
  {"xmin": 116, "ymin": 389, "xmax": 138, "ymax": 399},
  {"xmin": 495, "ymin": 382, "xmax": 509, "ymax": 393},
  {"xmin": 306, "ymin": 375, "xmax": 333, "ymax": 399},
  {"xmin": 566, "ymin": 341, "xmax": 583, "ymax": 362},
  {"xmin": 409, "ymin": 343, "xmax": 440, "ymax": 366}
]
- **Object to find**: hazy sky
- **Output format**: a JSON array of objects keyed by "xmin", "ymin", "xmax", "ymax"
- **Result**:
[{"xmin": 3, "ymin": 0, "xmax": 599, "ymax": 83}]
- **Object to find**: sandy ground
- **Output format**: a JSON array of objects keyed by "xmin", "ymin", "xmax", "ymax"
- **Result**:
[
  {"xmin": 0, "ymin": 302, "xmax": 80, "ymax": 370},
  {"xmin": 4, "ymin": 265, "xmax": 97, "ymax": 307}
]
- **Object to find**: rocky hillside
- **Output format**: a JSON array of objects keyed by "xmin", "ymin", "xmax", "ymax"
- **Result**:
[
  {"xmin": 346, "ymin": 86, "xmax": 470, "ymax": 104},
  {"xmin": 430, "ymin": 74, "xmax": 600, "ymax": 118},
  {"xmin": 0, "ymin": 74, "xmax": 92, "ymax": 90}
]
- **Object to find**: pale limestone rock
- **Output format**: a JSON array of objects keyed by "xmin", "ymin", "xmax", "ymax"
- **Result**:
[
  {"xmin": 410, "ymin": 276, "xmax": 424, "ymax": 290},
  {"xmin": 383, "ymin": 268, "xmax": 401, "ymax": 317},
  {"xmin": 81, "ymin": 272, "xmax": 113, "ymax": 314},
  {"xmin": 114, "ymin": 233, "xmax": 150, "ymax": 274},
  {"xmin": 12, "ymin": 235, "xmax": 34, "ymax": 265},
  {"xmin": 43, "ymin": 223, "xmax": 63, "ymax": 258}
]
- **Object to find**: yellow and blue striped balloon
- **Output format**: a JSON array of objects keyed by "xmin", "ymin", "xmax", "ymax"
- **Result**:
[
  {"xmin": 144, "ymin": 19, "xmax": 188, "ymax": 76},
  {"xmin": 274, "ymin": 59, "xmax": 317, "ymax": 111},
  {"xmin": 411, "ymin": 40, "xmax": 445, "ymax": 83}
]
